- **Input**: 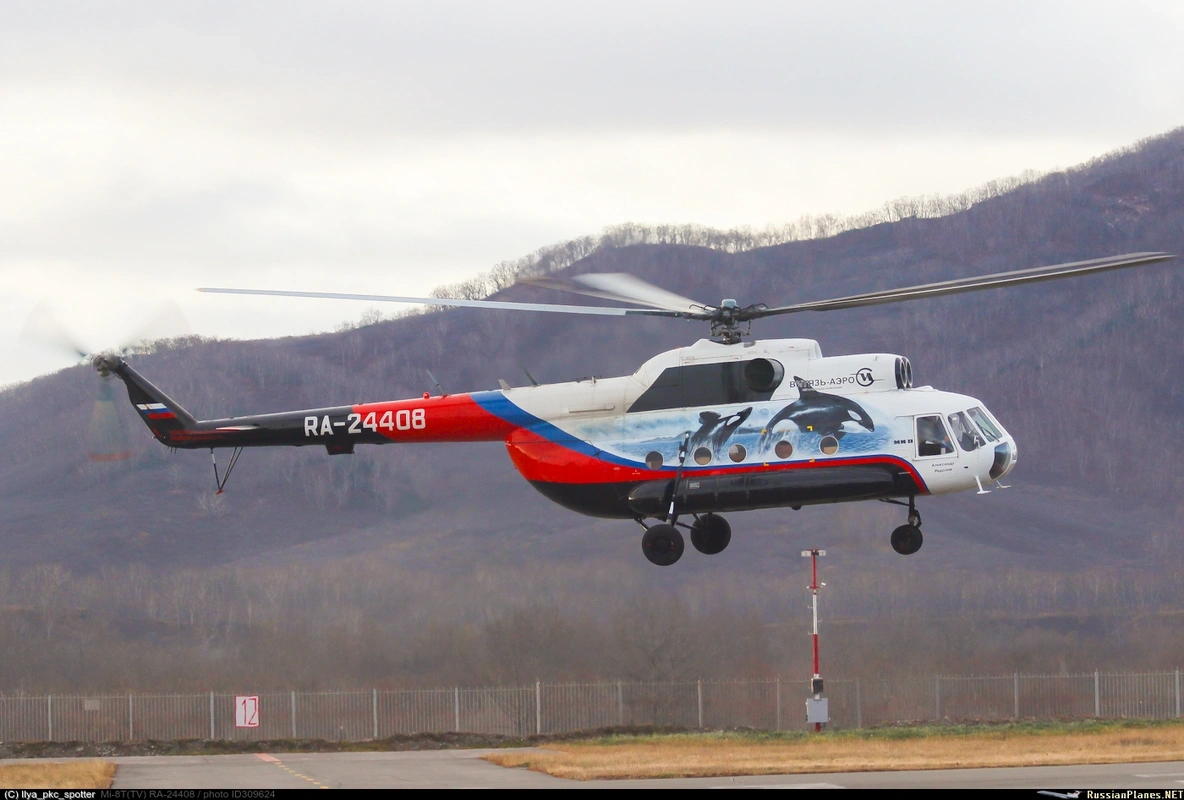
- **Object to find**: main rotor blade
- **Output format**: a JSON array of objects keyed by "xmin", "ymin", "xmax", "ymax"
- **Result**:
[
  {"xmin": 521, "ymin": 273, "xmax": 710, "ymax": 314},
  {"xmin": 197, "ymin": 287, "xmax": 678, "ymax": 317},
  {"xmin": 757, "ymin": 252, "xmax": 1174, "ymax": 317}
]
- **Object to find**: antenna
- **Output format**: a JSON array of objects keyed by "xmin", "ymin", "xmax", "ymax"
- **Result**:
[
  {"xmin": 519, "ymin": 364, "xmax": 539, "ymax": 387},
  {"xmin": 426, "ymin": 369, "xmax": 445, "ymax": 397}
]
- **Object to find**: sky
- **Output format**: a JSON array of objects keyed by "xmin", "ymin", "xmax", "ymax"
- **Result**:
[{"xmin": 3, "ymin": 1, "xmax": 1183, "ymax": 384}]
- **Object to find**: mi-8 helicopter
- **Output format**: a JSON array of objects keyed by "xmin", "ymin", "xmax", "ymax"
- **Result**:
[{"xmin": 92, "ymin": 252, "xmax": 1172, "ymax": 566}]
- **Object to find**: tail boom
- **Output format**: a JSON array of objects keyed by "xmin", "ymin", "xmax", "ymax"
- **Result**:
[{"xmin": 100, "ymin": 357, "xmax": 516, "ymax": 452}]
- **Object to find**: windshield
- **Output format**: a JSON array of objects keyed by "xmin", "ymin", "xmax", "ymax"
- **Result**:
[
  {"xmin": 966, "ymin": 407, "xmax": 1002, "ymax": 442},
  {"xmin": 947, "ymin": 410, "xmax": 985, "ymax": 452}
]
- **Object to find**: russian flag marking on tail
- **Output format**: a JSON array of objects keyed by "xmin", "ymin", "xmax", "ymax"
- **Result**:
[{"xmin": 136, "ymin": 402, "xmax": 176, "ymax": 420}]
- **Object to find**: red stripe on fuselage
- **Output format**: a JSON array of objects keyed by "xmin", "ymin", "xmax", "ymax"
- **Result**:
[
  {"xmin": 504, "ymin": 427, "xmax": 929, "ymax": 491},
  {"xmin": 353, "ymin": 393, "xmax": 516, "ymax": 443}
]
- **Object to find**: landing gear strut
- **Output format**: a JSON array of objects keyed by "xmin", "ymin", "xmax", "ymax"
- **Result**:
[{"xmin": 889, "ymin": 497, "xmax": 923, "ymax": 555}]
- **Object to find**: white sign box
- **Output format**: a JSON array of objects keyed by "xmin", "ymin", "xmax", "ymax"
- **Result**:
[
  {"xmin": 235, "ymin": 695, "xmax": 260, "ymax": 728},
  {"xmin": 805, "ymin": 697, "xmax": 829, "ymax": 724}
]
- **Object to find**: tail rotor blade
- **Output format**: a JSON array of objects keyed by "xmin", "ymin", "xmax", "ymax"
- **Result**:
[
  {"xmin": 19, "ymin": 302, "xmax": 89, "ymax": 360},
  {"xmin": 117, "ymin": 300, "xmax": 192, "ymax": 353},
  {"xmin": 87, "ymin": 377, "xmax": 134, "ymax": 463}
]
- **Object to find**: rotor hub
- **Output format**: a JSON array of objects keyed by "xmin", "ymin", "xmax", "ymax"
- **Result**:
[{"xmin": 92, "ymin": 354, "xmax": 123, "ymax": 377}]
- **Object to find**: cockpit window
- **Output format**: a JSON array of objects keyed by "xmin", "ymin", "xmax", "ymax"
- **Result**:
[
  {"xmin": 966, "ymin": 407, "xmax": 1002, "ymax": 442},
  {"xmin": 947, "ymin": 410, "xmax": 985, "ymax": 452},
  {"xmin": 916, "ymin": 415, "xmax": 955, "ymax": 457}
]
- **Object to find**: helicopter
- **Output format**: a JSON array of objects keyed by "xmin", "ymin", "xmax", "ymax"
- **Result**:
[{"xmin": 92, "ymin": 251, "xmax": 1172, "ymax": 566}]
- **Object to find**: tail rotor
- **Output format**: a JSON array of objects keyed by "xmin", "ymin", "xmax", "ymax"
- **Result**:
[{"xmin": 20, "ymin": 301, "xmax": 191, "ymax": 463}]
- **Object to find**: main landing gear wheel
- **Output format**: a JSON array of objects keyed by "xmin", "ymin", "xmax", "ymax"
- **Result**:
[
  {"xmin": 690, "ymin": 514, "xmax": 731, "ymax": 555},
  {"xmin": 642, "ymin": 523, "xmax": 684, "ymax": 566},
  {"xmin": 891, "ymin": 524, "xmax": 923, "ymax": 555}
]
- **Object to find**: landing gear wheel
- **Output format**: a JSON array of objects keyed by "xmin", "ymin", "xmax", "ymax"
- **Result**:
[
  {"xmin": 642, "ymin": 523, "xmax": 685, "ymax": 566},
  {"xmin": 890, "ymin": 524, "xmax": 923, "ymax": 555},
  {"xmin": 690, "ymin": 514, "xmax": 731, "ymax": 555}
]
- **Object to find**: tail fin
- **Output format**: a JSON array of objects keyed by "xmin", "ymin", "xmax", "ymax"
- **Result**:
[{"xmin": 93, "ymin": 355, "xmax": 198, "ymax": 443}]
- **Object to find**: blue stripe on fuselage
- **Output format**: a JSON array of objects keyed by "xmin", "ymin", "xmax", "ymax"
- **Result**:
[{"xmin": 470, "ymin": 391, "xmax": 641, "ymax": 468}]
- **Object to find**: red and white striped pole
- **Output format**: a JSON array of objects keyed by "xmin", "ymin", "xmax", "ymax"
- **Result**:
[{"xmin": 802, "ymin": 549, "xmax": 827, "ymax": 731}]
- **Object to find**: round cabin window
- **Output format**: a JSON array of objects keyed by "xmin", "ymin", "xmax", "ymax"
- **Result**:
[
  {"xmin": 774, "ymin": 440, "xmax": 794, "ymax": 459},
  {"xmin": 645, "ymin": 451, "xmax": 664, "ymax": 470},
  {"xmin": 819, "ymin": 435, "xmax": 839, "ymax": 455},
  {"xmin": 693, "ymin": 447, "xmax": 713, "ymax": 465},
  {"xmin": 728, "ymin": 444, "xmax": 746, "ymax": 462}
]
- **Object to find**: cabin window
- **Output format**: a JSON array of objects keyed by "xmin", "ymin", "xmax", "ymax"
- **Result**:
[
  {"xmin": 947, "ymin": 411, "xmax": 985, "ymax": 452},
  {"xmin": 645, "ymin": 451, "xmax": 664, "ymax": 470},
  {"xmin": 966, "ymin": 407, "xmax": 1002, "ymax": 442},
  {"xmin": 693, "ymin": 447, "xmax": 713, "ymax": 465},
  {"xmin": 728, "ymin": 444, "xmax": 746, "ymax": 462},
  {"xmin": 629, "ymin": 359, "xmax": 784, "ymax": 412},
  {"xmin": 774, "ymin": 440, "xmax": 794, "ymax": 459},
  {"xmin": 819, "ymin": 435, "xmax": 839, "ymax": 455},
  {"xmin": 916, "ymin": 415, "xmax": 954, "ymax": 457}
]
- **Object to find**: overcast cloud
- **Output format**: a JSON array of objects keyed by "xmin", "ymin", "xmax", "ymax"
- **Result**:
[{"xmin": 3, "ymin": 1, "xmax": 1183, "ymax": 382}]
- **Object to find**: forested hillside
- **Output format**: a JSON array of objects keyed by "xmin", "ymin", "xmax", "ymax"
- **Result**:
[{"xmin": 2, "ymin": 129, "xmax": 1183, "ymax": 691}]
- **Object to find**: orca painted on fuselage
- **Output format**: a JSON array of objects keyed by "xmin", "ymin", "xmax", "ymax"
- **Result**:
[
  {"xmin": 689, "ymin": 407, "xmax": 753, "ymax": 454},
  {"xmin": 759, "ymin": 377, "xmax": 874, "ymax": 450}
]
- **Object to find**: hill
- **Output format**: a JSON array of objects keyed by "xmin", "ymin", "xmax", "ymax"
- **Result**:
[{"xmin": 1, "ymin": 129, "xmax": 1183, "ymax": 690}]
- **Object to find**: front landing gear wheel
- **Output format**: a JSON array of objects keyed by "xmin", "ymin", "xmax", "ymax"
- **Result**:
[
  {"xmin": 890, "ymin": 524, "xmax": 923, "ymax": 555},
  {"xmin": 642, "ymin": 523, "xmax": 684, "ymax": 566},
  {"xmin": 690, "ymin": 514, "xmax": 731, "ymax": 555}
]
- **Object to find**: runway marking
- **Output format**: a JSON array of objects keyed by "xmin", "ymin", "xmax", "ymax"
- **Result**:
[
  {"xmin": 255, "ymin": 753, "xmax": 328, "ymax": 788},
  {"xmin": 710, "ymin": 784, "xmax": 845, "ymax": 789},
  {"xmin": 1134, "ymin": 772, "xmax": 1184, "ymax": 777}
]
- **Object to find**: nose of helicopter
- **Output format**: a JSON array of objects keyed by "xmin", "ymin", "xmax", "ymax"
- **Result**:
[{"xmin": 989, "ymin": 438, "xmax": 1017, "ymax": 481}]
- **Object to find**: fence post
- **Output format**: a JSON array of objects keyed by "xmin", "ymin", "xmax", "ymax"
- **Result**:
[
  {"xmin": 1094, "ymin": 671, "xmax": 1101, "ymax": 718},
  {"xmin": 855, "ymin": 678, "xmax": 862, "ymax": 729},
  {"xmin": 373, "ymin": 689, "xmax": 379, "ymax": 740},
  {"xmin": 935, "ymin": 677, "xmax": 941, "ymax": 720},
  {"xmin": 775, "ymin": 677, "xmax": 781, "ymax": 731},
  {"xmin": 697, "ymin": 680, "xmax": 703, "ymax": 729},
  {"xmin": 454, "ymin": 687, "xmax": 460, "ymax": 732},
  {"xmin": 47, "ymin": 695, "xmax": 52, "ymax": 742},
  {"xmin": 617, "ymin": 680, "xmax": 623, "ymax": 726},
  {"xmin": 210, "ymin": 691, "xmax": 215, "ymax": 740},
  {"xmin": 1014, "ymin": 673, "xmax": 1019, "ymax": 719},
  {"xmin": 290, "ymin": 691, "xmax": 297, "ymax": 739},
  {"xmin": 128, "ymin": 695, "xmax": 134, "ymax": 741},
  {"xmin": 535, "ymin": 681, "xmax": 542, "ymax": 735},
  {"xmin": 1176, "ymin": 669, "xmax": 1181, "ymax": 719}
]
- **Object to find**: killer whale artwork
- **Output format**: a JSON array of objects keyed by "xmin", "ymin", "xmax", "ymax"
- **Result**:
[
  {"xmin": 689, "ymin": 407, "xmax": 753, "ymax": 453},
  {"xmin": 758, "ymin": 377, "xmax": 875, "ymax": 451}
]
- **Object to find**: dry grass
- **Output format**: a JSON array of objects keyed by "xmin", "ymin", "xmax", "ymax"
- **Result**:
[
  {"xmin": 0, "ymin": 760, "xmax": 116, "ymax": 788},
  {"xmin": 484, "ymin": 722, "xmax": 1184, "ymax": 780}
]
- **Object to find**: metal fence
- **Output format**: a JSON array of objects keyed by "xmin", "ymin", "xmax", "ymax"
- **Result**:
[{"xmin": 0, "ymin": 671, "xmax": 1180, "ymax": 743}]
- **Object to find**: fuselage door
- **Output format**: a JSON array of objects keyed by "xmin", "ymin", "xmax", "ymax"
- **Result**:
[{"xmin": 911, "ymin": 413, "xmax": 961, "ymax": 492}]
